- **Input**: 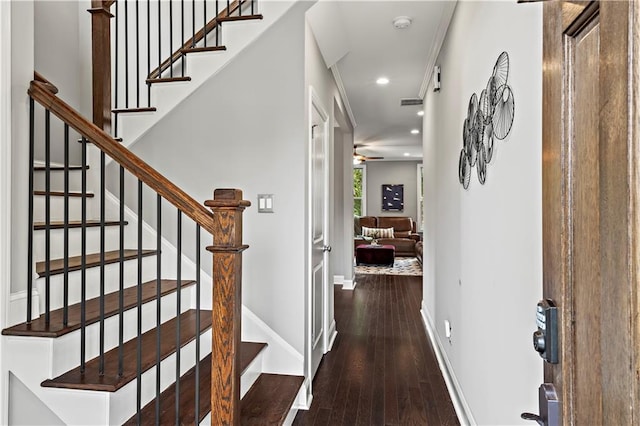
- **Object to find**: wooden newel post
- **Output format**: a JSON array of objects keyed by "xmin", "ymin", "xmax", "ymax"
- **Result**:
[
  {"xmin": 205, "ymin": 189, "xmax": 250, "ymax": 425},
  {"xmin": 88, "ymin": 0, "xmax": 114, "ymax": 133}
]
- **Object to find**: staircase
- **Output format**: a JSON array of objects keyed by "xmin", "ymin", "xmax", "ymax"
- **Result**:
[{"xmin": 2, "ymin": 1, "xmax": 304, "ymax": 424}]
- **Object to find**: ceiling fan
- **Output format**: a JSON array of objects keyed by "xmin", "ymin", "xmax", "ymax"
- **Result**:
[{"xmin": 353, "ymin": 145, "xmax": 384, "ymax": 164}]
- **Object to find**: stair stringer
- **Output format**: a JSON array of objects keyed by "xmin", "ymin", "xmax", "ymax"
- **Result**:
[{"xmin": 115, "ymin": 0, "xmax": 299, "ymax": 152}]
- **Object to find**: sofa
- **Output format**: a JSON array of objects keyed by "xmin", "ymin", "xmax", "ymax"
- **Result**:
[{"xmin": 354, "ymin": 216, "xmax": 421, "ymax": 257}]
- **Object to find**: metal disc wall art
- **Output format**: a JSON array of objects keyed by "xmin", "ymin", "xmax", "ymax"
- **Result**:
[{"xmin": 458, "ymin": 51, "xmax": 515, "ymax": 188}]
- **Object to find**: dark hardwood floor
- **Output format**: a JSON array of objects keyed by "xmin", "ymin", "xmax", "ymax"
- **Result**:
[{"xmin": 293, "ymin": 274, "xmax": 459, "ymax": 426}]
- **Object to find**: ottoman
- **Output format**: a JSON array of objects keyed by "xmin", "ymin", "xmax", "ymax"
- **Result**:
[{"xmin": 356, "ymin": 244, "xmax": 395, "ymax": 266}]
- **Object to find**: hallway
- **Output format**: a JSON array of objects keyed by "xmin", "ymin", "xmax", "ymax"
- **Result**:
[{"xmin": 293, "ymin": 274, "xmax": 459, "ymax": 425}]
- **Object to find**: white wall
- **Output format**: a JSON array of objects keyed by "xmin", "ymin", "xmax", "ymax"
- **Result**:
[
  {"xmin": 365, "ymin": 160, "xmax": 421, "ymax": 222},
  {"xmin": 423, "ymin": 2, "xmax": 543, "ymax": 424},
  {"xmin": 128, "ymin": 2, "xmax": 310, "ymax": 357},
  {"xmin": 34, "ymin": 0, "xmax": 87, "ymax": 165},
  {"xmin": 0, "ymin": 2, "xmax": 11, "ymax": 422}
]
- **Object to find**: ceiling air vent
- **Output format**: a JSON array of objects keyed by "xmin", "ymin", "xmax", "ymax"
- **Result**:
[{"xmin": 400, "ymin": 98, "xmax": 423, "ymax": 106}]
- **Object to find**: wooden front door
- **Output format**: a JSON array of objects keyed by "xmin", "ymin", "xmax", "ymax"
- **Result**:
[{"xmin": 542, "ymin": 1, "xmax": 640, "ymax": 424}]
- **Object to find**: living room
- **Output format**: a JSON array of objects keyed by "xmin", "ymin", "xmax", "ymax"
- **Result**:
[{"xmin": 353, "ymin": 159, "xmax": 424, "ymax": 272}]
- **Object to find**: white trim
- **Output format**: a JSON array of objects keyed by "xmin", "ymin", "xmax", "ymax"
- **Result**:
[
  {"xmin": 329, "ymin": 65, "xmax": 357, "ymax": 130},
  {"xmin": 416, "ymin": 163, "xmax": 424, "ymax": 232},
  {"xmin": 420, "ymin": 302, "xmax": 475, "ymax": 425},
  {"xmin": 326, "ymin": 320, "xmax": 337, "ymax": 352},
  {"xmin": 418, "ymin": 2, "xmax": 458, "ymax": 99},
  {"xmin": 342, "ymin": 279, "xmax": 356, "ymax": 291},
  {"xmin": 333, "ymin": 275, "xmax": 344, "ymax": 285},
  {"xmin": 0, "ymin": 1, "xmax": 11, "ymax": 422}
]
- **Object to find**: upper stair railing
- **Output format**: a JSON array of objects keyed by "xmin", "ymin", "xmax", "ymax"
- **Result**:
[
  {"xmin": 89, "ymin": 0, "xmax": 261, "ymax": 137},
  {"xmin": 14, "ymin": 76, "xmax": 250, "ymax": 424}
]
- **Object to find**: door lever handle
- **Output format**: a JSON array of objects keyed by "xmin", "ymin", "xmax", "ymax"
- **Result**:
[
  {"xmin": 322, "ymin": 245, "xmax": 332, "ymax": 252},
  {"xmin": 521, "ymin": 412, "xmax": 544, "ymax": 426}
]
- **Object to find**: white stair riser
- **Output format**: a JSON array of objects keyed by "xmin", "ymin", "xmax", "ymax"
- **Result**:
[
  {"xmin": 34, "ymin": 195, "xmax": 98, "ymax": 222},
  {"xmin": 48, "ymin": 287, "xmax": 195, "ymax": 377},
  {"xmin": 34, "ymin": 170, "xmax": 85, "ymax": 193},
  {"xmin": 34, "ymin": 255, "xmax": 162, "ymax": 312},
  {"xmin": 33, "ymin": 225, "xmax": 124, "ymax": 261}
]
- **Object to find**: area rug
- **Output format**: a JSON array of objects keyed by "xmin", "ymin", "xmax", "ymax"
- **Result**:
[{"xmin": 355, "ymin": 257, "xmax": 422, "ymax": 276}]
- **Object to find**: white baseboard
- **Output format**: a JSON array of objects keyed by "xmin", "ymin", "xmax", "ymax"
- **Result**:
[
  {"xmin": 342, "ymin": 279, "xmax": 356, "ymax": 291},
  {"xmin": 420, "ymin": 302, "xmax": 475, "ymax": 426},
  {"xmin": 293, "ymin": 377, "xmax": 312, "ymax": 410},
  {"xmin": 326, "ymin": 320, "xmax": 337, "ymax": 352},
  {"xmin": 333, "ymin": 275, "xmax": 344, "ymax": 285}
]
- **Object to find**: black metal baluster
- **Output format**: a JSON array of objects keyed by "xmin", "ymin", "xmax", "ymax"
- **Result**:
[
  {"xmin": 194, "ymin": 224, "xmax": 201, "ymax": 423},
  {"xmin": 169, "ymin": 0, "xmax": 174, "ymax": 78},
  {"xmin": 27, "ymin": 98, "xmax": 34, "ymax": 324},
  {"xmin": 80, "ymin": 138, "xmax": 88, "ymax": 373},
  {"xmin": 158, "ymin": 0, "xmax": 162, "ymax": 77},
  {"xmin": 192, "ymin": 0, "xmax": 196, "ymax": 48},
  {"xmin": 44, "ymin": 110, "xmax": 51, "ymax": 324},
  {"xmin": 251, "ymin": 0, "xmax": 254, "ymax": 17},
  {"xmin": 118, "ymin": 166, "xmax": 125, "ymax": 377},
  {"xmin": 136, "ymin": 0, "xmax": 140, "ymax": 107},
  {"xmin": 203, "ymin": 0, "xmax": 207, "ymax": 47},
  {"xmin": 175, "ymin": 210, "xmax": 182, "ymax": 425},
  {"xmin": 136, "ymin": 179, "xmax": 143, "ymax": 424},
  {"xmin": 147, "ymin": 0, "xmax": 151, "ymax": 106},
  {"xmin": 63, "ymin": 124, "xmax": 70, "ymax": 327},
  {"xmin": 125, "ymin": 0, "xmax": 130, "ymax": 108},
  {"xmin": 215, "ymin": 0, "xmax": 218, "ymax": 47},
  {"xmin": 99, "ymin": 151, "xmax": 106, "ymax": 375},
  {"xmin": 115, "ymin": 0, "xmax": 119, "ymax": 112},
  {"xmin": 181, "ymin": 0, "xmax": 185, "ymax": 76},
  {"xmin": 155, "ymin": 194, "xmax": 162, "ymax": 425}
]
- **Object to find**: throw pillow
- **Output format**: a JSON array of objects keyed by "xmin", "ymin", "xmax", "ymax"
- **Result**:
[{"xmin": 362, "ymin": 226, "xmax": 394, "ymax": 239}]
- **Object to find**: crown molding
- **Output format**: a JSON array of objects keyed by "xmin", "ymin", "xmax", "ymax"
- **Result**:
[
  {"xmin": 418, "ymin": 1, "xmax": 458, "ymax": 99},
  {"xmin": 330, "ymin": 65, "xmax": 357, "ymax": 130}
]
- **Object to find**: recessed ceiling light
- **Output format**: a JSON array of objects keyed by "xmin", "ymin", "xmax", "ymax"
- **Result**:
[
  {"xmin": 376, "ymin": 77, "xmax": 389, "ymax": 85},
  {"xmin": 404, "ymin": 153, "xmax": 411, "ymax": 157},
  {"xmin": 417, "ymin": 111, "xmax": 424, "ymax": 116},
  {"xmin": 411, "ymin": 129, "xmax": 420, "ymax": 134}
]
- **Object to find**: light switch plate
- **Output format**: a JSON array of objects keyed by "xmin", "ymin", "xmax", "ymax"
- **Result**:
[{"xmin": 257, "ymin": 194, "xmax": 274, "ymax": 213}]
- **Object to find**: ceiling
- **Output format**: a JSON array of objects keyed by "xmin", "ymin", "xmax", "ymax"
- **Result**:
[{"xmin": 307, "ymin": 1, "xmax": 457, "ymax": 162}]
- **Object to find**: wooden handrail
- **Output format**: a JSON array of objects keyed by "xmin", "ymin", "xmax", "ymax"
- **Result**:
[
  {"xmin": 28, "ymin": 79, "xmax": 216, "ymax": 235},
  {"xmin": 147, "ymin": 0, "xmax": 246, "ymax": 80},
  {"xmin": 34, "ymin": 71, "xmax": 59, "ymax": 94}
]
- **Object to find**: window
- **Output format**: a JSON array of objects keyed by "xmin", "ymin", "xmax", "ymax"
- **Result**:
[{"xmin": 353, "ymin": 165, "xmax": 366, "ymax": 216}]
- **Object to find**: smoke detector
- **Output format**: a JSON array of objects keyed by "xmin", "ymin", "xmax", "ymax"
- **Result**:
[{"xmin": 393, "ymin": 16, "xmax": 412, "ymax": 30}]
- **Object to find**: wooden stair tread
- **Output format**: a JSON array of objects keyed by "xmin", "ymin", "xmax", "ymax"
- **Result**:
[
  {"xmin": 34, "ymin": 220, "xmax": 127, "ymax": 230},
  {"xmin": 35, "ymin": 249, "xmax": 157, "ymax": 277},
  {"xmin": 124, "ymin": 342, "xmax": 268, "ymax": 425},
  {"xmin": 181, "ymin": 45, "xmax": 227, "ymax": 54},
  {"xmin": 218, "ymin": 14, "xmax": 263, "ymax": 22},
  {"xmin": 34, "ymin": 165, "xmax": 88, "ymax": 171},
  {"xmin": 241, "ymin": 374, "xmax": 304, "ymax": 425},
  {"xmin": 1, "ymin": 279, "xmax": 194, "ymax": 338},
  {"xmin": 34, "ymin": 190, "xmax": 94, "ymax": 198},
  {"xmin": 41, "ymin": 309, "xmax": 212, "ymax": 391},
  {"xmin": 146, "ymin": 76, "xmax": 191, "ymax": 84},
  {"xmin": 240, "ymin": 341, "xmax": 267, "ymax": 375},
  {"xmin": 112, "ymin": 107, "xmax": 157, "ymax": 113}
]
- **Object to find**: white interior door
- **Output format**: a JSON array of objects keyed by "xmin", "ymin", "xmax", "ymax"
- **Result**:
[{"xmin": 310, "ymin": 91, "xmax": 329, "ymax": 377}]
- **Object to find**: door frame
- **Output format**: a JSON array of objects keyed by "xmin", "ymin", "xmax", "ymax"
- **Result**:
[
  {"xmin": 0, "ymin": 0, "xmax": 11, "ymax": 422},
  {"xmin": 542, "ymin": 2, "xmax": 640, "ymax": 423},
  {"xmin": 305, "ymin": 86, "xmax": 331, "ymax": 403}
]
